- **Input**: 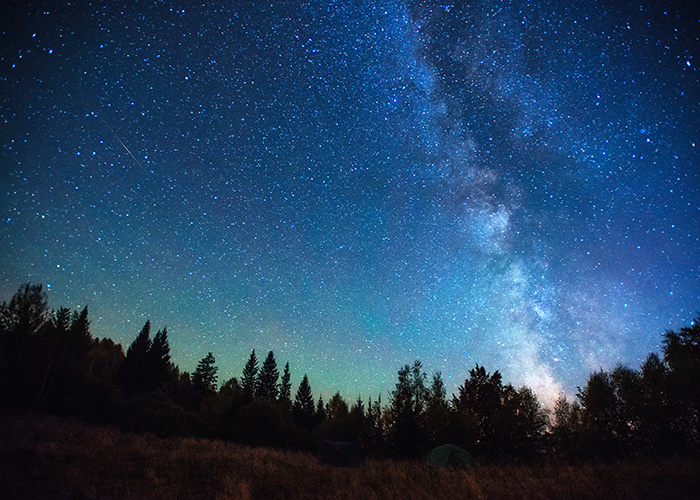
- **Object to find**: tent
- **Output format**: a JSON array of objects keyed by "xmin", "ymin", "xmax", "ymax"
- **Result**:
[
  {"xmin": 425, "ymin": 444, "xmax": 475, "ymax": 470},
  {"xmin": 318, "ymin": 439, "xmax": 365, "ymax": 467}
]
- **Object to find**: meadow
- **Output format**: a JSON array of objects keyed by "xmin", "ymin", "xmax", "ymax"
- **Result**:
[{"xmin": 1, "ymin": 410, "xmax": 699, "ymax": 500}]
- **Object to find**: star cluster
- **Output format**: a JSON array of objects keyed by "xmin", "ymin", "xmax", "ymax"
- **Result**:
[{"xmin": 1, "ymin": 1, "xmax": 698, "ymax": 405}]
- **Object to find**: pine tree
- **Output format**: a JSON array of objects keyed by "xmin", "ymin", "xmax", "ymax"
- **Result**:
[
  {"xmin": 192, "ymin": 352, "xmax": 218, "ymax": 396},
  {"xmin": 279, "ymin": 361, "xmax": 292, "ymax": 407},
  {"xmin": 52, "ymin": 307, "xmax": 71, "ymax": 333},
  {"xmin": 256, "ymin": 350, "xmax": 279, "ymax": 400},
  {"xmin": 148, "ymin": 328, "xmax": 173, "ymax": 390},
  {"xmin": 321, "ymin": 392, "xmax": 349, "ymax": 439},
  {"xmin": 351, "ymin": 395, "xmax": 364, "ymax": 413},
  {"xmin": 325, "ymin": 392, "xmax": 348, "ymax": 419},
  {"xmin": 293, "ymin": 374, "xmax": 315, "ymax": 428},
  {"xmin": 70, "ymin": 307, "xmax": 90, "ymax": 340},
  {"xmin": 365, "ymin": 395, "xmax": 384, "ymax": 451},
  {"xmin": 241, "ymin": 350, "xmax": 258, "ymax": 401},
  {"xmin": 34, "ymin": 307, "xmax": 72, "ymax": 409},
  {"xmin": 127, "ymin": 321, "xmax": 152, "ymax": 362},
  {"xmin": 68, "ymin": 307, "xmax": 92, "ymax": 367},
  {"xmin": 117, "ymin": 321, "xmax": 152, "ymax": 397},
  {"xmin": 316, "ymin": 395, "xmax": 326, "ymax": 421},
  {"xmin": 349, "ymin": 395, "xmax": 366, "ymax": 434},
  {"xmin": 349, "ymin": 395, "xmax": 365, "ymax": 425},
  {"xmin": 426, "ymin": 372, "xmax": 447, "ymax": 411}
]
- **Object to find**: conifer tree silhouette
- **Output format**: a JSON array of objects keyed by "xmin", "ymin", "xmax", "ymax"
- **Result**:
[
  {"xmin": 241, "ymin": 349, "xmax": 259, "ymax": 401},
  {"xmin": 192, "ymin": 352, "xmax": 218, "ymax": 396},
  {"xmin": 279, "ymin": 361, "xmax": 292, "ymax": 408},
  {"xmin": 147, "ymin": 328, "xmax": 173, "ymax": 390},
  {"xmin": 37, "ymin": 306, "xmax": 93, "ymax": 409},
  {"xmin": 117, "ymin": 321, "xmax": 152, "ymax": 397},
  {"xmin": 316, "ymin": 395, "xmax": 326, "ymax": 421},
  {"xmin": 293, "ymin": 374, "xmax": 315, "ymax": 429},
  {"xmin": 256, "ymin": 350, "xmax": 279, "ymax": 400}
]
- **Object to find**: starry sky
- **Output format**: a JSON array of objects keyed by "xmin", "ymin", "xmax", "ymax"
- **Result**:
[{"xmin": 1, "ymin": 1, "xmax": 699, "ymax": 406}]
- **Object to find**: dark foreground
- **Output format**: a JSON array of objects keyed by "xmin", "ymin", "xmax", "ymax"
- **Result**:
[{"xmin": 1, "ymin": 410, "xmax": 699, "ymax": 500}]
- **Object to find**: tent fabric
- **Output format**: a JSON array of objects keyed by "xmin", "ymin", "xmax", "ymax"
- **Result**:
[
  {"xmin": 317, "ymin": 439, "xmax": 365, "ymax": 467},
  {"xmin": 425, "ymin": 444, "xmax": 475, "ymax": 470}
]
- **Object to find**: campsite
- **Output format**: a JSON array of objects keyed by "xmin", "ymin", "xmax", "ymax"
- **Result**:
[
  {"xmin": 2, "ymin": 0, "xmax": 699, "ymax": 495},
  {"xmin": 2, "ymin": 284, "xmax": 700, "ymax": 498},
  {"xmin": 2, "ymin": 409, "xmax": 700, "ymax": 500}
]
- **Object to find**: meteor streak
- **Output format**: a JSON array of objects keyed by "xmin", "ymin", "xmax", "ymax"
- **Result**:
[{"xmin": 100, "ymin": 118, "xmax": 150, "ymax": 174}]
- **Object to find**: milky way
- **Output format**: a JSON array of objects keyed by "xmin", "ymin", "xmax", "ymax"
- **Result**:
[{"xmin": 2, "ymin": 1, "xmax": 698, "ymax": 405}]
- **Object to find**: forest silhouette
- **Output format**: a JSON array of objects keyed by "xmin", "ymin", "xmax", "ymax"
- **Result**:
[{"xmin": 1, "ymin": 283, "xmax": 698, "ymax": 462}]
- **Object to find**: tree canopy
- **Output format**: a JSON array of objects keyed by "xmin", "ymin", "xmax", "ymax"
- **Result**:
[{"xmin": 1, "ymin": 283, "xmax": 699, "ymax": 461}]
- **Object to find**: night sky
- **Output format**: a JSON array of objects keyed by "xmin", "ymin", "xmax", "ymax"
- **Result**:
[{"xmin": 2, "ymin": 1, "xmax": 698, "ymax": 406}]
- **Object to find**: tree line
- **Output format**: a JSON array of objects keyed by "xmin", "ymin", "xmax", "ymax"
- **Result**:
[{"xmin": 0, "ymin": 283, "xmax": 698, "ymax": 461}]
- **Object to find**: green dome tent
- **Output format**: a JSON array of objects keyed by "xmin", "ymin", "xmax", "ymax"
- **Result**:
[{"xmin": 425, "ymin": 444, "xmax": 475, "ymax": 470}]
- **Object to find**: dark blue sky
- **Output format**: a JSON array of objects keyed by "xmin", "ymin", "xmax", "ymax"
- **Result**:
[{"xmin": 2, "ymin": 0, "xmax": 698, "ymax": 405}]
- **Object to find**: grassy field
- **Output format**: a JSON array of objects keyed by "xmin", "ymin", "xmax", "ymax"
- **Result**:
[{"xmin": 1, "ymin": 410, "xmax": 699, "ymax": 500}]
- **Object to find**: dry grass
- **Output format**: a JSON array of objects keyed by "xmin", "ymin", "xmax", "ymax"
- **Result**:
[{"xmin": 1, "ymin": 409, "xmax": 699, "ymax": 499}]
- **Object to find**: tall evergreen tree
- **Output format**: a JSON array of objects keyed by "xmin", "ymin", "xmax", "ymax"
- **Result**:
[
  {"xmin": 34, "ymin": 307, "xmax": 72, "ymax": 409},
  {"xmin": 70, "ymin": 307, "xmax": 90, "ymax": 340},
  {"xmin": 117, "ymin": 321, "xmax": 152, "ymax": 397},
  {"xmin": 241, "ymin": 349, "xmax": 258, "ymax": 401},
  {"xmin": 54, "ymin": 307, "xmax": 91, "ymax": 382},
  {"xmin": 34, "ymin": 306, "xmax": 96, "ymax": 413},
  {"xmin": 316, "ymin": 395, "xmax": 326, "ymax": 421},
  {"xmin": 147, "ymin": 328, "xmax": 173, "ymax": 390},
  {"xmin": 126, "ymin": 321, "xmax": 152, "ymax": 362},
  {"xmin": 326, "ymin": 392, "xmax": 349, "ymax": 420},
  {"xmin": 52, "ymin": 307, "xmax": 72, "ymax": 333},
  {"xmin": 349, "ymin": 395, "xmax": 366, "ymax": 438},
  {"xmin": 192, "ymin": 352, "xmax": 218, "ymax": 396},
  {"xmin": 364, "ymin": 395, "xmax": 385, "ymax": 454},
  {"xmin": 279, "ymin": 361, "xmax": 292, "ymax": 407},
  {"xmin": 293, "ymin": 374, "xmax": 315, "ymax": 429},
  {"xmin": 256, "ymin": 350, "xmax": 279, "ymax": 400},
  {"xmin": 68, "ymin": 307, "xmax": 92, "ymax": 368},
  {"xmin": 426, "ymin": 372, "xmax": 447, "ymax": 411},
  {"xmin": 320, "ymin": 392, "xmax": 350, "ymax": 440}
]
